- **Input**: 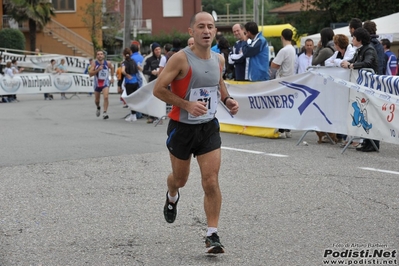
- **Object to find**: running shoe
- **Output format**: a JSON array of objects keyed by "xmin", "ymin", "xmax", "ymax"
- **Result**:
[
  {"xmin": 103, "ymin": 113, "xmax": 109, "ymax": 120},
  {"xmin": 96, "ymin": 108, "xmax": 101, "ymax": 117},
  {"xmin": 205, "ymin": 233, "xmax": 225, "ymax": 254},
  {"xmin": 125, "ymin": 114, "xmax": 137, "ymax": 122},
  {"xmin": 163, "ymin": 191, "xmax": 179, "ymax": 223}
]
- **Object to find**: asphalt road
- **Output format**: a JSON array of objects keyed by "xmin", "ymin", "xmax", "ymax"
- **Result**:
[{"xmin": 0, "ymin": 94, "xmax": 397, "ymax": 266}]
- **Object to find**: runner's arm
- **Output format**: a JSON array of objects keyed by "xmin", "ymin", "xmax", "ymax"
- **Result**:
[
  {"xmin": 217, "ymin": 54, "xmax": 239, "ymax": 115},
  {"xmin": 153, "ymin": 52, "xmax": 208, "ymax": 117}
]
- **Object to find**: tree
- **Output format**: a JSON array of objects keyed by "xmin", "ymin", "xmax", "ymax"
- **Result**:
[
  {"xmin": 291, "ymin": 0, "xmax": 399, "ymax": 36},
  {"xmin": 0, "ymin": 28, "xmax": 26, "ymax": 51},
  {"xmin": 5, "ymin": 0, "xmax": 55, "ymax": 52},
  {"xmin": 80, "ymin": 0, "xmax": 121, "ymax": 57}
]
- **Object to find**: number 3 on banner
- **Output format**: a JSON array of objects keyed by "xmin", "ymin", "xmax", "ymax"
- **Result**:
[{"xmin": 387, "ymin": 104, "xmax": 395, "ymax": 122}]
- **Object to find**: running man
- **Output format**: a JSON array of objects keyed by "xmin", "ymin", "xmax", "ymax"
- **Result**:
[
  {"xmin": 89, "ymin": 50, "xmax": 115, "ymax": 119},
  {"xmin": 153, "ymin": 11, "xmax": 239, "ymax": 254}
]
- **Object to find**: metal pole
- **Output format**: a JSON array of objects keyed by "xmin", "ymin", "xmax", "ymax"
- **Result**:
[
  {"xmin": 226, "ymin": 3, "xmax": 230, "ymax": 24},
  {"xmin": 261, "ymin": 0, "xmax": 264, "ymax": 26},
  {"xmin": 253, "ymin": 0, "xmax": 259, "ymax": 24},
  {"xmin": 123, "ymin": 0, "xmax": 131, "ymax": 49},
  {"xmin": 243, "ymin": 0, "xmax": 246, "ymax": 23}
]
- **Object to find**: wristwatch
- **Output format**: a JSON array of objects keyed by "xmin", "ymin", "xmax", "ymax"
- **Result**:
[{"xmin": 223, "ymin": 96, "xmax": 234, "ymax": 105}]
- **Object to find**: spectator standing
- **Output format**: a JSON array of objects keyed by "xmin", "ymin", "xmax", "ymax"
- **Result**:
[
  {"xmin": 270, "ymin": 29, "xmax": 296, "ymax": 79},
  {"xmin": 44, "ymin": 59, "xmax": 57, "ymax": 100},
  {"xmin": 130, "ymin": 44, "xmax": 144, "ymax": 67},
  {"xmin": 56, "ymin": 58, "xmax": 68, "ymax": 100},
  {"xmin": 187, "ymin": 37, "xmax": 194, "ymax": 48},
  {"xmin": 229, "ymin": 23, "xmax": 247, "ymax": 81},
  {"xmin": 241, "ymin": 21, "xmax": 270, "ymax": 81},
  {"xmin": 211, "ymin": 32, "xmax": 223, "ymax": 53},
  {"xmin": 4, "ymin": 61, "xmax": 13, "ymax": 77},
  {"xmin": 130, "ymin": 44, "xmax": 144, "ymax": 118},
  {"xmin": 115, "ymin": 61, "xmax": 127, "ymax": 107},
  {"xmin": 363, "ymin": 20, "xmax": 385, "ymax": 75},
  {"xmin": 324, "ymin": 34, "xmax": 356, "ymax": 67},
  {"xmin": 0, "ymin": 57, "xmax": 6, "ymax": 103},
  {"xmin": 349, "ymin": 18, "xmax": 363, "ymax": 37},
  {"xmin": 341, "ymin": 28, "xmax": 379, "ymax": 152},
  {"xmin": 312, "ymin": 27, "xmax": 335, "ymax": 66},
  {"xmin": 122, "ymin": 47, "xmax": 141, "ymax": 122},
  {"xmin": 143, "ymin": 42, "xmax": 163, "ymax": 82},
  {"xmin": 3, "ymin": 61, "xmax": 15, "ymax": 102},
  {"xmin": 171, "ymin": 38, "xmax": 182, "ymax": 53},
  {"xmin": 295, "ymin": 39, "xmax": 314, "ymax": 74},
  {"xmin": 143, "ymin": 42, "xmax": 164, "ymax": 123},
  {"xmin": 381, "ymin": 39, "xmax": 397, "ymax": 76},
  {"xmin": 361, "ymin": 20, "xmax": 385, "ymax": 151},
  {"xmin": 158, "ymin": 43, "xmax": 172, "ymax": 76},
  {"xmin": 217, "ymin": 36, "xmax": 234, "ymax": 80},
  {"xmin": 270, "ymin": 28, "xmax": 297, "ymax": 139},
  {"xmin": 10, "ymin": 59, "xmax": 23, "ymax": 102}
]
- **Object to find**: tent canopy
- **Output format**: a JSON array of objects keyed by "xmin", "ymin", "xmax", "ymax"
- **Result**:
[
  {"xmin": 259, "ymin": 23, "xmax": 301, "ymax": 46},
  {"xmin": 300, "ymin": 12, "xmax": 399, "ymax": 46}
]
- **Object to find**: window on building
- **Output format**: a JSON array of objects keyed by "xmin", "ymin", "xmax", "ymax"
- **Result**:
[
  {"xmin": 52, "ymin": 0, "xmax": 75, "ymax": 12},
  {"xmin": 163, "ymin": 0, "xmax": 183, "ymax": 17}
]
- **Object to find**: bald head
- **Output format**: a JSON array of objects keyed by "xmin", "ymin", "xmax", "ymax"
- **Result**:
[{"xmin": 232, "ymin": 24, "xmax": 245, "ymax": 41}]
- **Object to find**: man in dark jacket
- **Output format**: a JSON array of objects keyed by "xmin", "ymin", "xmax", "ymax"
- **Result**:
[
  {"xmin": 143, "ymin": 42, "xmax": 164, "ymax": 123},
  {"xmin": 342, "ymin": 28, "xmax": 379, "ymax": 152},
  {"xmin": 342, "ymin": 28, "xmax": 378, "ymax": 73},
  {"xmin": 143, "ymin": 42, "xmax": 163, "ymax": 82},
  {"xmin": 363, "ymin": 20, "xmax": 385, "ymax": 75}
]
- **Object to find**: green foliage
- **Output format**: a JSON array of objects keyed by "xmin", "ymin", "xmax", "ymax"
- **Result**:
[
  {"xmin": 291, "ymin": 0, "xmax": 399, "ymax": 36},
  {"xmin": 201, "ymin": 0, "xmax": 286, "ymax": 24},
  {"xmin": 134, "ymin": 31, "xmax": 240, "ymax": 54},
  {"xmin": 6, "ymin": 0, "xmax": 55, "ymax": 27},
  {"xmin": 5, "ymin": 0, "xmax": 55, "ymax": 51},
  {"xmin": 81, "ymin": 0, "xmax": 121, "ymax": 57},
  {"xmin": 80, "ymin": 2, "xmax": 104, "ymax": 56},
  {"xmin": 0, "ymin": 28, "xmax": 26, "ymax": 51}
]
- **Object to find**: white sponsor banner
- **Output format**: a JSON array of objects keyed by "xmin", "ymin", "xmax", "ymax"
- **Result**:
[
  {"xmin": 0, "ymin": 51, "xmax": 91, "ymax": 73},
  {"xmin": 354, "ymin": 69, "xmax": 399, "ymax": 95},
  {"xmin": 0, "ymin": 51, "xmax": 120, "ymax": 74},
  {"xmin": 314, "ymin": 69, "xmax": 399, "ymax": 145},
  {"xmin": 217, "ymin": 71, "xmax": 349, "ymax": 133},
  {"xmin": 0, "ymin": 73, "xmax": 118, "ymax": 94},
  {"xmin": 121, "ymin": 78, "xmax": 166, "ymax": 118}
]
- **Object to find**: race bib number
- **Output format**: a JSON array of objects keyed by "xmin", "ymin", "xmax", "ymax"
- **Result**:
[
  {"xmin": 188, "ymin": 86, "xmax": 218, "ymax": 120},
  {"xmin": 98, "ymin": 69, "xmax": 107, "ymax": 79}
]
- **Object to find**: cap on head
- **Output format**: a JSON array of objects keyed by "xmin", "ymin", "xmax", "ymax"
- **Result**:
[{"xmin": 152, "ymin": 42, "xmax": 161, "ymax": 52}]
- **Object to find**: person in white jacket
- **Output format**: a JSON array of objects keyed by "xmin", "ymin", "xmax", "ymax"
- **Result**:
[{"xmin": 324, "ymin": 34, "xmax": 356, "ymax": 67}]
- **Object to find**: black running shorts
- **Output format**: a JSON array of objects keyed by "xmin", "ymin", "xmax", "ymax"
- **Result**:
[{"xmin": 166, "ymin": 118, "xmax": 221, "ymax": 160}]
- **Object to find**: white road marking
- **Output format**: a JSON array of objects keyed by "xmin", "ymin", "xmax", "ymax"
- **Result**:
[
  {"xmin": 359, "ymin": 167, "xmax": 399, "ymax": 175},
  {"xmin": 221, "ymin": 146, "xmax": 289, "ymax": 157}
]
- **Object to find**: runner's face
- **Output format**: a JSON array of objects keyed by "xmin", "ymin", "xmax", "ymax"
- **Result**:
[
  {"xmin": 189, "ymin": 13, "xmax": 216, "ymax": 48},
  {"xmin": 96, "ymin": 52, "xmax": 104, "ymax": 61}
]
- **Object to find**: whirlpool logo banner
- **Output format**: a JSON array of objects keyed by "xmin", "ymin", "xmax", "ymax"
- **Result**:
[
  {"xmin": 0, "ymin": 73, "xmax": 116, "ymax": 94},
  {"xmin": 217, "ymin": 71, "xmax": 349, "ymax": 134}
]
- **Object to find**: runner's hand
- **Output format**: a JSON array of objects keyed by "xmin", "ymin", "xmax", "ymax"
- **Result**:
[{"xmin": 187, "ymin": 101, "xmax": 208, "ymax": 117}]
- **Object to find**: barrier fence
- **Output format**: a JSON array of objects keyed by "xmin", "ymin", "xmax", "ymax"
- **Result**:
[{"xmin": 1, "ymin": 52, "xmax": 399, "ymax": 148}]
